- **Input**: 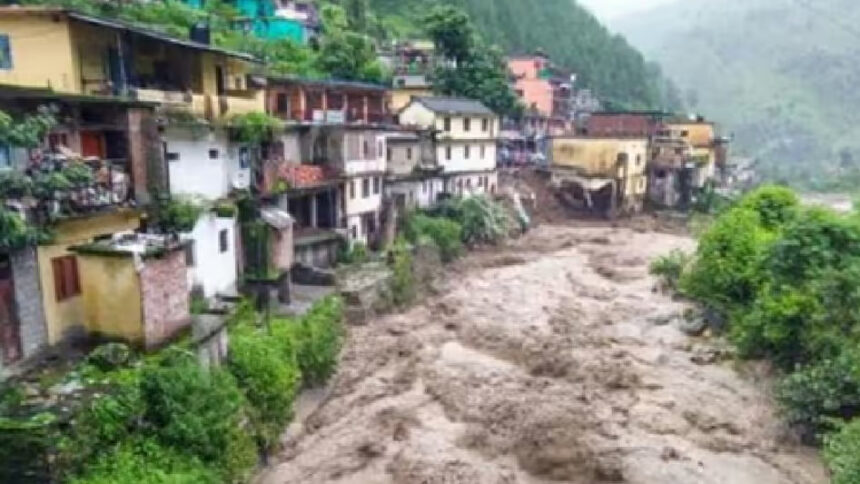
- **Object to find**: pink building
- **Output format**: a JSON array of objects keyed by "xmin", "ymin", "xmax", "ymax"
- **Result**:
[{"xmin": 508, "ymin": 53, "xmax": 573, "ymax": 135}]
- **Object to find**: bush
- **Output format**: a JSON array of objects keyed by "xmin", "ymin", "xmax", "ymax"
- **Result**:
[
  {"xmin": 388, "ymin": 238, "xmax": 416, "ymax": 308},
  {"xmin": 228, "ymin": 323, "xmax": 301, "ymax": 450},
  {"xmin": 338, "ymin": 242, "xmax": 369, "ymax": 265},
  {"xmin": 159, "ymin": 196, "xmax": 204, "ymax": 234},
  {"xmin": 825, "ymin": 419, "xmax": 860, "ymax": 484},
  {"xmin": 139, "ymin": 356, "xmax": 256, "ymax": 481},
  {"xmin": 70, "ymin": 438, "xmax": 219, "ymax": 484},
  {"xmin": 274, "ymin": 296, "xmax": 344, "ymax": 387},
  {"xmin": 680, "ymin": 207, "xmax": 774, "ymax": 314},
  {"xmin": 649, "ymin": 249, "xmax": 690, "ymax": 290},
  {"xmin": 404, "ymin": 213, "xmax": 463, "ymax": 263},
  {"xmin": 436, "ymin": 196, "xmax": 508, "ymax": 245},
  {"xmin": 777, "ymin": 350, "xmax": 860, "ymax": 437},
  {"xmin": 736, "ymin": 184, "xmax": 799, "ymax": 230}
]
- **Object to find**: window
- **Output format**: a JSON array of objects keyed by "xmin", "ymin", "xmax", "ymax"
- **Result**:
[
  {"xmin": 422, "ymin": 181, "xmax": 427, "ymax": 193},
  {"xmin": 445, "ymin": 146, "xmax": 452, "ymax": 160},
  {"xmin": 209, "ymin": 149, "xmax": 219, "ymax": 160},
  {"xmin": 464, "ymin": 145, "xmax": 470, "ymax": 159},
  {"xmin": 0, "ymin": 143, "xmax": 10, "ymax": 170},
  {"xmin": 276, "ymin": 92, "xmax": 289, "ymax": 114},
  {"xmin": 184, "ymin": 241, "xmax": 196, "ymax": 267},
  {"xmin": 350, "ymin": 180, "xmax": 356, "ymax": 199},
  {"xmin": 406, "ymin": 147, "xmax": 413, "ymax": 160},
  {"xmin": 635, "ymin": 154, "xmax": 641, "ymax": 165},
  {"xmin": 0, "ymin": 35, "xmax": 12, "ymax": 70},
  {"xmin": 480, "ymin": 145, "xmax": 486, "ymax": 159},
  {"xmin": 219, "ymin": 229, "xmax": 229, "ymax": 253},
  {"xmin": 363, "ymin": 139, "xmax": 370, "ymax": 158},
  {"xmin": 362, "ymin": 177, "xmax": 370, "ymax": 197},
  {"xmin": 239, "ymin": 147, "xmax": 250, "ymax": 169},
  {"xmin": 443, "ymin": 117, "xmax": 451, "ymax": 131},
  {"xmin": 52, "ymin": 255, "xmax": 80, "ymax": 302},
  {"xmin": 482, "ymin": 118, "xmax": 489, "ymax": 132},
  {"xmin": 377, "ymin": 140, "xmax": 384, "ymax": 158},
  {"xmin": 386, "ymin": 147, "xmax": 392, "ymax": 161},
  {"xmin": 350, "ymin": 225, "xmax": 357, "ymax": 239},
  {"xmin": 166, "ymin": 152, "xmax": 180, "ymax": 162},
  {"xmin": 373, "ymin": 177, "xmax": 380, "ymax": 195},
  {"xmin": 464, "ymin": 118, "xmax": 471, "ymax": 132}
]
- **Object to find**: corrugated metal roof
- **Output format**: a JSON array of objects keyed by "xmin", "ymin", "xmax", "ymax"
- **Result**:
[{"xmin": 413, "ymin": 96, "xmax": 494, "ymax": 115}]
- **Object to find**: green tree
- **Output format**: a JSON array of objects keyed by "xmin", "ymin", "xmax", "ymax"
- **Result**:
[
  {"xmin": 424, "ymin": 6, "xmax": 521, "ymax": 117},
  {"xmin": 315, "ymin": 4, "xmax": 384, "ymax": 82}
]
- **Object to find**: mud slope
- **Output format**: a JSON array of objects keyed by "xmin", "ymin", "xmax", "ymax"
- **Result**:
[{"xmin": 256, "ymin": 224, "xmax": 827, "ymax": 484}]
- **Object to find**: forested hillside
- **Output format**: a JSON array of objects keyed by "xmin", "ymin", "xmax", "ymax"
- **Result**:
[
  {"xmin": 368, "ymin": 0, "xmax": 681, "ymax": 111},
  {"xmin": 616, "ymin": 0, "xmax": 860, "ymax": 191}
]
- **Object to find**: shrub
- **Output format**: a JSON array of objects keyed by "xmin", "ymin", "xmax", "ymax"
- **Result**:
[
  {"xmin": 404, "ymin": 213, "xmax": 463, "ymax": 262},
  {"xmin": 436, "ymin": 196, "xmax": 507, "ymax": 245},
  {"xmin": 338, "ymin": 242, "xmax": 369, "ymax": 265},
  {"xmin": 388, "ymin": 238, "xmax": 416, "ymax": 307},
  {"xmin": 274, "ymin": 297, "xmax": 344, "ymax": 387},
  {"xmin": 777, "ymin": 350, "xmax": 860, "ymax": 437},
  {"xmin": 139, "ymin": 356, "xmax": 256, "ymax": 480},
  {"xmin": 736, "ymin": 184, "xmax": 799, "ymax": 230},
  {"xmin": 680, "ymin": 207, "xmax": 774, "ymax": 314},
  {"xmin": 58, "ymin": 373, "xmax": 144, "ymax": 475},
  {"xmin": 70, "ymin": 438, "xmax": 219, "ymax": 484},
  {"xmin": 764, "ymin": 208, "xmax": 860, "ymax": 286},
  {"xmin": 649, "ymin": 249, "xmax": 690, "ymax": 290},
  {"xmin": 228, "ymin": 323, "xmax": 301, "ymax": 450},
  {"xmin": 158, "ymin": 197, "xmax": 204, "ymax": 234},
  {"xmin": 825, "ymin": 419, "xmax": 860, "ymax": 484}
]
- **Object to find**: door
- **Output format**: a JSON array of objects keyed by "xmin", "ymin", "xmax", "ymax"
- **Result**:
[
  {"xmin": 215, "ymin": 65, "xmax": 226, "ymax": 96},
  {"xmin": 0, "ymin": 255, "xmax": 22, "ymax": 364},
  {"xmin": 80, "ymin": 131, "xmax": 106, "ymax": 159},
  {"xmin": 106, "ymin": 47, "xmax": 125, "ymax": 95}
]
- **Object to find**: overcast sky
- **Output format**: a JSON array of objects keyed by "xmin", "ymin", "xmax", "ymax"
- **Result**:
[{"xmin": 577, "ymin": 0, "xmax": 678, "ymax": 22}]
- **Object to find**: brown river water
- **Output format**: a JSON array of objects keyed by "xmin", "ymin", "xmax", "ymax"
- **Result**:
[{"xmin": 255, "ymin": 223, "xmax": 826, "ymax": 484}]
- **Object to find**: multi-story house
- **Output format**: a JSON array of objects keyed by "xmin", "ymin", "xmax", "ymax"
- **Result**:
[
  {"xmin": 384, "ymin": 129, "xmax": 444, "ymax": 210},
  {"xmin": 583, "ymin": 111, "xmax": 669, "ymax": 138},
  {"xmin": 648, "ymin": 117, "xmax": 729, "ymax": 208},
  {"xmin": 267, "ymin": 77, "xmax": 390, "ymax": 255},
  {"xmin": 549, "ymin": 136, "xmax": 649, "ymax": 216},
  {"xmin": 398, "ymin": 97, "xmax": 499, "ymax": 197},
  {"xmin": 508, "ymin": 53, "xmax": 573, "ymax": 136},
  {"xmin": 0, "ymin": 7, "xmax": 264, "ymax": 121},
  {"xmin": 0, "ymin": 85, "xmax": 166, "ymax": 362}
]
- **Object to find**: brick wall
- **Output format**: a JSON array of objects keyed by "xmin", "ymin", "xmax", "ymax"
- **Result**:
[
  {"xmin": 140, "ymin": 250, "xmax": 190, "ymax": 349},
  {"xmin": 11, "ymin": 248, "xmax": 47, "ymax": 359}
]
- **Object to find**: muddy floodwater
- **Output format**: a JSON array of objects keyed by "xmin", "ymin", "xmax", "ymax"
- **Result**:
[{"xmin": 256, "ymin": 223, "xmax": 827, "ymax": 484}]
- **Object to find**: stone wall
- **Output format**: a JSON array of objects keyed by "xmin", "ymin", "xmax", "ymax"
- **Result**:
[
  {"xmin": 140, "ymin": 250, "xmax": 190, "ymax": 349},
  {"xmin": 11, "ymin": 248, "xmax": 47, "ymax": 359}
]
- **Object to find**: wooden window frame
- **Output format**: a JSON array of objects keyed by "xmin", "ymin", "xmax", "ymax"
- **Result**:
[{"xmin": 52, "ymin": 255, "xmax": 81, "ymax": 302}]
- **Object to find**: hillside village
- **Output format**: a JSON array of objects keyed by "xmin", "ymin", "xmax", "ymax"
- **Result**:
[
  {"xmin": 0, "ymin": 3, "xmax": 731, "ymax": 379},
  {"xmin": 0, "ymin": 2, "xmax": 742, "ymax": 483}
]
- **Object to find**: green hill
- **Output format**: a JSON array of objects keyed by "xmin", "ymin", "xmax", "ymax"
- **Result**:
[
  {"xmin": 616, "ymin": 0, "xmax": 860, "ymax": 190},
  {"xmin": 368, "ymin": 0, "xmax": 680, "ymax": 111}
]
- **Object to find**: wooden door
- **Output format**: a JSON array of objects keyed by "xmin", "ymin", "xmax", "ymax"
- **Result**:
[{"xmin": 0, "ymin": 255, "xmax": 22, "ymax": 364}]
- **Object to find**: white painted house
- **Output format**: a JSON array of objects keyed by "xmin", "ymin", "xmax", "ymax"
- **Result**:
[
  {"xmin": 384, "ymin": 130, "xmax": 445, "ymax": 210},
  {"xmin": 341, "ymin": 128, "xmax": 387, "ymax": 245},
  {"xmin": 163, "ymin": 125, "xmax": 249, "ymax": 298},
  {"xmin": 398, "ymin": 97, "xmax": 499, "ymax": 198}
]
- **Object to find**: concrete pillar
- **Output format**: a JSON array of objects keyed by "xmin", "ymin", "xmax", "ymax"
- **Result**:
[{"xmin": 310, "ymin": 193, "xmax": 319, "ymax": 228}]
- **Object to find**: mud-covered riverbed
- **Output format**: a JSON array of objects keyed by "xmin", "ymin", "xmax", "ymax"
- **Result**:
[{"xmin": 256, "ymin": 224, "xmax": 826, "ymax": 484}]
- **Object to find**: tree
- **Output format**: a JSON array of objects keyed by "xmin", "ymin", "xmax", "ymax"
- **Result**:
[
  {"xmin": 424, "ymin": 6, "xmax": 521, "ymax": 117},
  {"xmin": 425, "ymin": 5, "xmax": 474, "ymax": 65},
  {"xmin": 315, "ymin": 4, "xmax": 384, "ymax": 82}
]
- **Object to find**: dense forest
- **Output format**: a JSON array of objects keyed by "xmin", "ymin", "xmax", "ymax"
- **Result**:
[
  {"xmin": 368, "ymin": 0, "xmax": 682, "ymax": 111},
  {"xmin": 617, "ymin": 0, "xmax": 860, "ymax": 191}
]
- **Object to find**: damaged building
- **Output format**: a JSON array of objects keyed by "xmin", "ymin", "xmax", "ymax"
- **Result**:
[{"xmin": 549, "ymin": 136, "xmax": 649, "ymax": 217}]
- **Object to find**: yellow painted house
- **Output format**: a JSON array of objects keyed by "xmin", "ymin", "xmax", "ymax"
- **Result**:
[
  {"xmin": 550, "ymin": 137, "xmax": 649, "ymax": 214},
  {"xmin": 661, "ymin": 120, "xmax": 718, "ymax": 184},
  {"xmin": 36, "ymin": 210, "xmax": 142, "ymax": 345},
  {"xmin": 0, "ymin": 6, "xmax": 265, "ymax": 120}
]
